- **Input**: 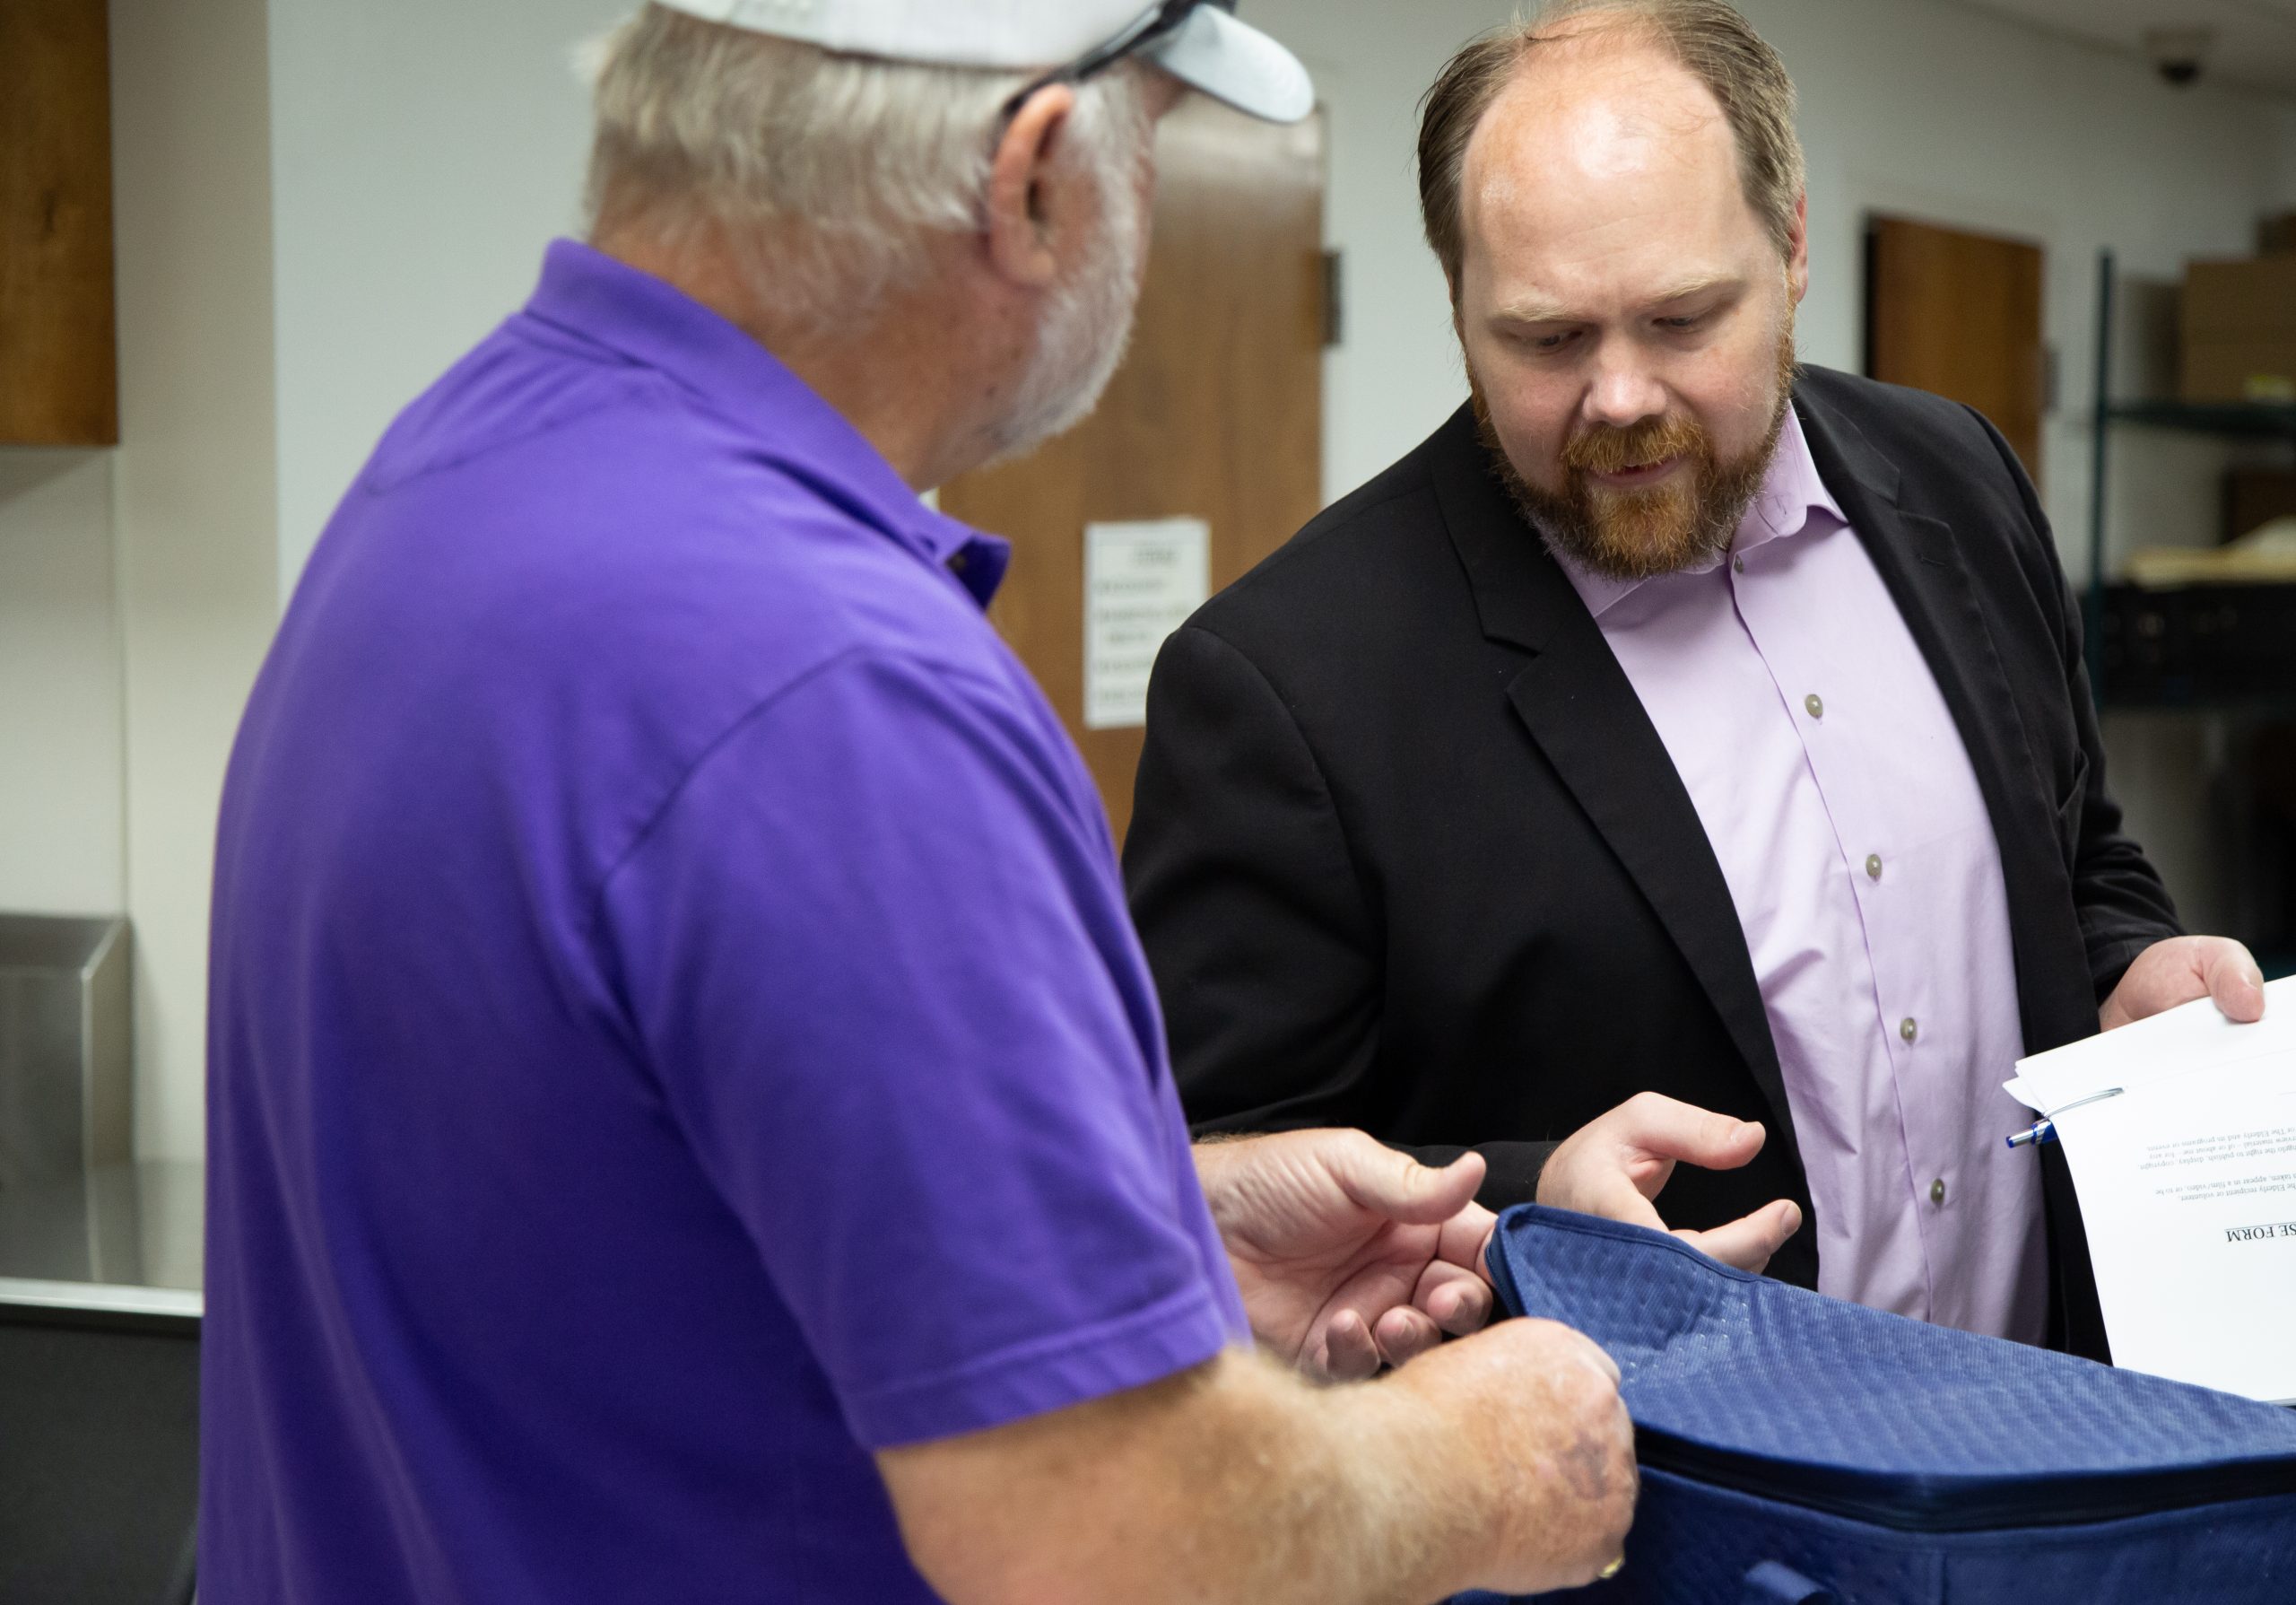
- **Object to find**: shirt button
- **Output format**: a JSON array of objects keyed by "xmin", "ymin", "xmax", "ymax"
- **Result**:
[
  {"xmin": 1805, "ymin": 693, "xmax": 1824, "ymax": 720},
  {"xmin": 1931, "ymin": 1178, "xmax": 1947, "ymax": 1206},
  {"xmin": 1733, "ymin": 554, "xmax": 1745, "ymax": 573},
  {"xmin": 1866, "ymin": 854, "xmax": 1883, "ymax": 881},
  {"xmin": 1900, "ymin": 1017, "xmax": 1918, "ymax": 1043},
  {"xmin": 947, "ymin": 551, "xmax": 970, "ymax": 574}
]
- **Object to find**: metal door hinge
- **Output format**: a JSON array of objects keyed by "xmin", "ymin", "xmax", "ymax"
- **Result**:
[{"xmin": 1321, "ymin": 249, "xmax": 1344, "ymax": 348}]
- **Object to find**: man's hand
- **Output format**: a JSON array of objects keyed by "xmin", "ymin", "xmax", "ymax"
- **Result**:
[
  {"xmin": 2100, "ymin": 935, "xmax": 2266, "ymax": 1033},
  {"xmin": 1393, "ymin": 1316, "xmax": 1638, "ymax": 1597},
  {"xmin": 1535, "ymin": 1093, "xmax": 1802, "ymax": 1273},
  {"xmin": 1194, "ymin": 1130, "xmax": 1497, "ymax": 1381}
]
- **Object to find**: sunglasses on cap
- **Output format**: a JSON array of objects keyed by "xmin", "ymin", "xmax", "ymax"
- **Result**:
[{"xmin": 1001, "ymin": 0, "xmax": 1224, "ymax": 114}]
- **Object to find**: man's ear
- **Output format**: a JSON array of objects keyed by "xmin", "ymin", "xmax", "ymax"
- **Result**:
[
  {"xmin": 1786, "ymin": 190, "xmax": 1810, "ymax": 306},
  {"xmin": 983, "ymin": 83, "xmax": 1078, "ymax": 292}
]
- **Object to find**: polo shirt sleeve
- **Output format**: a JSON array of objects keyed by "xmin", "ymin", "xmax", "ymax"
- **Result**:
[{"xmin": 596, "ymin": 647, "xmax": 1239, "ymax": 1449}]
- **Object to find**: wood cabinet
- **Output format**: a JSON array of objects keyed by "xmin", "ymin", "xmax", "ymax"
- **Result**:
[{"xmin": 2, "ymin": 0, "xmax": 117, "ymax": 446}]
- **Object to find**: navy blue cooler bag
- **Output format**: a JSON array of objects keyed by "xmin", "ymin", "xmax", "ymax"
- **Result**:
[{"xmin": 1463, "ymin": 1205, "xmax": 2296, "ymax": 1604}]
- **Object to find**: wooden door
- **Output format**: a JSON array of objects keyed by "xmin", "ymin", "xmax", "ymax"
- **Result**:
[
  {"xmin": 1866, "ymin": 216, "xmax": 2043, "ymax": 475},
  {"xmin": 941, "ymin": 99, "xmax": 1326, "ymax": 842}
]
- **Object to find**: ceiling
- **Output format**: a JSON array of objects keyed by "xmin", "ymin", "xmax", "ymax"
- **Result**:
[{"xmin": 1957, "ymin": 0, "xmax": 2296, "ymax": 99}]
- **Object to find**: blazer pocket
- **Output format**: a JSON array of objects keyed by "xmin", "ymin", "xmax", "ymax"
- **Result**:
[{"xmin": 2053, "ymin": 748, "xmax": 2091, "ymax": 867}]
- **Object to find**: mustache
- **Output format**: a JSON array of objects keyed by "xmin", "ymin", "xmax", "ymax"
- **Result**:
[{"xmin": 1561, "ymin": 414, "xmax": 1708, "ymax": 477}]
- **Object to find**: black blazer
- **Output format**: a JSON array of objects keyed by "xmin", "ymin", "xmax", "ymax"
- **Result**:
[{"xmin": 1124, "ymin": 366, "xmax": 2180, "ymax": 1356}]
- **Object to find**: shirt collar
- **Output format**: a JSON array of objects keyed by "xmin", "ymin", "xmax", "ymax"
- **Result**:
[
  {"xmin": 1557, "ymin": 403, "xmax": 1846, "ymax": 622},
  {"xmin": 516, "ymin": 239, "xmax": 1009, "ymax": 606}
]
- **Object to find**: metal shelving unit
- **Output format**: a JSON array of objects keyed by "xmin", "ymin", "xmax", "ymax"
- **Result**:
[{"xmin": 2086, "ymin": 249, "xmax": 2296, "ymax": 711}]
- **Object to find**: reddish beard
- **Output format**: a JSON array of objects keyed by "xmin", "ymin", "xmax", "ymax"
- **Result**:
[{"xmin": 1473, "ymin": 329, "xmax": 1799, "ymax": 582}]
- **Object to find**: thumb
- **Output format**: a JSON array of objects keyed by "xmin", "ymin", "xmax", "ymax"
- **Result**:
[
  {"xmin": 2205, "ymin": 941, "xmax": 2267, "ymax": 1025},
  {"xmin": 1332, "ymin": 1136, "xmax": 1489, "ymax": 1226},
  {"xmin": 1679, "ymin": 1199, "xmax": 1802, "ymax": 1274}
]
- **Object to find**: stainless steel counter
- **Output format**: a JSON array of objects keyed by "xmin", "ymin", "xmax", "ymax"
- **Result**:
[{"xmin": 0, "ymin": 1161, "xmax": 202, "ymax": 1321}]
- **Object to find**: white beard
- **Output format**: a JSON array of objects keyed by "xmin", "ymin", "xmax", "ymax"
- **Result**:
[{"xmin": 981, "ymin": 150, "xmax": 1151, "ymax": 466}]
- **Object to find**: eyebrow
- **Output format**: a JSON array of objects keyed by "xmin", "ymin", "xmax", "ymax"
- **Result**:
[{"xmin": 1491, "ymin": 274, "xmax": 1744, "ymax": 326}]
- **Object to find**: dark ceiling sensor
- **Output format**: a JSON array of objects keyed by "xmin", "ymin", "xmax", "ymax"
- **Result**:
[{"xmin": 2143, "ymin": 24, "xmax": 2216, "ymax": 86}]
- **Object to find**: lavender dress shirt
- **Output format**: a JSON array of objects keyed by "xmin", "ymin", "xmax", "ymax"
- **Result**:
[{"xmin": 1557, "ymin": 408, "xmax": 2048, "ymax": 1344}]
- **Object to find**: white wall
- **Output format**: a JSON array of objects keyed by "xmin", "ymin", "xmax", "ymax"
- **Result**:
[
  {"xmin": 109, "ymin": 0, "xmax": 284, "ymax": 1161},
  {"xmin": 0, "ymin": 0, "xmax": 283, "ymax": 1164},
  {"xmin": 11, "ymin": 0, "xmax": 616, "ymax": 1164},
  {"xmin": 0, "ymin": 452, "xmax": 124, "ymax": 916},
  {"xmin": 267, "ymin": 0, "xmax": 625, "ymax": 593},
  {"xmin": 1247, "ymin": 0, "xmax": 1483, "ymax": 513}
]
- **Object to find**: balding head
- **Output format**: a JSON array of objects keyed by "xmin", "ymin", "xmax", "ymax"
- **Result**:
[
  {"xmin": 1459, "ymin": 24, "xmax": 1756, "ymax": 331},
  {"xmin": 1418, "ymin": 1, "xmax": 1805, "ymax": 300}
]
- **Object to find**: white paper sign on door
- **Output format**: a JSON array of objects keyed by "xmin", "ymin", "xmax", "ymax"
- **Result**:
[{"xmin": 1083, "ymin": 518, "xmax": 1211, "ymax": 730}]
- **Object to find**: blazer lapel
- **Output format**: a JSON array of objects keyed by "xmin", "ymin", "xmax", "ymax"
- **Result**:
[
  {"xmin": 1426, "ymin": 407, "xmax": 1807, "ymax": 1193},
  {"xmin": 1793, "ymin": 388, "xmax": 2077, "ymax": 1053}
]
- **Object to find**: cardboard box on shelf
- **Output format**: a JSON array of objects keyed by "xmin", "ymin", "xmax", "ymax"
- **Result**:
[
  {"xmin": 2185, "ymin": 257, "xmax": 2296, "ymax": 338},
  {"xmin": 2181, "ymin": 340, "xmax": 2296, "ymax": 404},
  {"xmin": 2180, "ymin": 257, "xmax": 2296, "ymax": 400}
]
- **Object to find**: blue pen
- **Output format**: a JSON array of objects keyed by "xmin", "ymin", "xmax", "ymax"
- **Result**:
[{"xmin": 2005, "ymin": 1086, "xmax": 2125, "ymax": 1149}]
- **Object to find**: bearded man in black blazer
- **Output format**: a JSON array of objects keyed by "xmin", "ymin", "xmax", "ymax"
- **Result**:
[{"xmin": 1124, "ymin": 0, "xmax": 2264, "ymax": 1359}]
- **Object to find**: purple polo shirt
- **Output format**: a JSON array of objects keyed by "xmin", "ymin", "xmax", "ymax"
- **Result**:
[
  {"xmin": 202, "ymin": 239, "xmax": 1247, "ymax": 1604},
  {"xmin": 1557, "ymin": 409, "xmax": 2046, "ymax": 1344}
]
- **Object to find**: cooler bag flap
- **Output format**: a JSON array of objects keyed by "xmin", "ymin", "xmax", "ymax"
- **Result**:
[{"xmin": 1484, "ymin": 1205, "xmax": 2296, "ymax": 1531}]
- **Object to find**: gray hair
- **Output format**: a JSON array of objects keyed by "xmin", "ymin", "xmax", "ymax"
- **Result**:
[{"xmin": 582, "ymin": 4, "xmax": 1153, "ymax": 328}]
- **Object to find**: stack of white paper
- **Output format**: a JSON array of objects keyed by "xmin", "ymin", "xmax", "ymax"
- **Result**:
[{"xmin": 2010, "ymin": 975, "xmax": 2296, "ymax": 1404}]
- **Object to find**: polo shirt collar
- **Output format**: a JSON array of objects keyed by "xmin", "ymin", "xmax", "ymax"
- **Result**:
[
  {"xmin": 517, "ymin": 239, "xmax": 1009, "ymax": 606},
  {"xmin": 1558, "ymin": 403, "xmax": 1846, "ymax": 622}
]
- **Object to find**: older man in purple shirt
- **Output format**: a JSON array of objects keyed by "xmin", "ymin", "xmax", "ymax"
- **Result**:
[
  {"xmin": 1128, "ymin": 0, "xmax": 2264, "ymax": 1359},
  {"xmin": 200, "ymin": 4, "xmax": 1639, "ymax": 1604}
]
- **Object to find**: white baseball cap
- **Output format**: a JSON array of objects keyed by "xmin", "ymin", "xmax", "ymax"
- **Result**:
[{"xmin": 648, "ymin": 1, "xmax": 1315, "ymax": 124}]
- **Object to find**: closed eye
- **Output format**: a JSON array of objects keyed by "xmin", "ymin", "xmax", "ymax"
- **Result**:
[{"xmin": 1513, "ymin": 327, "xmax": 1583, "ymax": 353}]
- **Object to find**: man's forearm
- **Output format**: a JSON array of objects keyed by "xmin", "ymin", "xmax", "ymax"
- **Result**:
[
  {"xmin": 882, "ymin": 1334, "xmax": 1629, "ymax": 1605},
  {"xmin": 1154, "ymin": 1348, "xmax": 1514, "ymax": 1604},
  {"xmin": 885, "ymin": 1350, "xmax": 1491, "ymax": 1605}
]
